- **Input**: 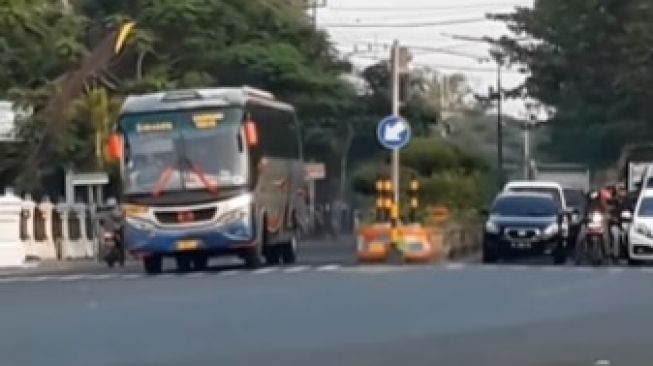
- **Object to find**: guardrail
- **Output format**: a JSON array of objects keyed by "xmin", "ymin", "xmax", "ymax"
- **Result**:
[{"xmin": 0, "ymin": 191, "xmax": 105, "ymax": 266}]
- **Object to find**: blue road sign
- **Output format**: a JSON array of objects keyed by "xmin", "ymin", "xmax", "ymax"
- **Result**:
[{"xmin": 377, "ymin": 115, "xmax": 411, "ymax": 150}]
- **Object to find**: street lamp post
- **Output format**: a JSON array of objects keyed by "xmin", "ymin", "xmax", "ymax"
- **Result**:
[{"xmin": 523, "ymin": 102, "xmax": 542, "ymax": 180}]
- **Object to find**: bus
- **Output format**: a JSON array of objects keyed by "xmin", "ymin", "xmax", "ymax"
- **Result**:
[{"xmin": 107, "ymin": 87, "xmax": 306, "ymax": 274}]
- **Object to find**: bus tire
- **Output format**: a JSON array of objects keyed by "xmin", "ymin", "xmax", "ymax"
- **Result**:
[
  {"xmin": 193, "ymin": 255, "xmax": 209, "ymax": 271},
  {"xmin": 176, "ymin": 256, "xmax": 193, "ymax": 272},
  {"xmin": 280, "ymin": 237, "xmax": 297, "ymax": 264},
  {"xmin": 244, "ymin": 249, "xmax": 262, "ymax": 269},
  {"xmin": 261, "ymin": 217, "xmax": 281, "ymax": 265},
  {"xmin": 143, "ymin": 256, "xmax": 162, "ymax": 275}
]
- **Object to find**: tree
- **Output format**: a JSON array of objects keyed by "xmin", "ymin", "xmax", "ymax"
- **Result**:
[{"xmin": 490, "ymin": 0, "xmax": 653, "ymax": 166}]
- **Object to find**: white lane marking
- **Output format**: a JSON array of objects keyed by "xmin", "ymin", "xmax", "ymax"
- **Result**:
[
  {"xmin": 251, "ymin": 267, "xmax": 277, "ymax": 275},
  {"xmin": 28, "ymin": 276, "xmax": 54, "ymax": 282},
  {"xmin": 639, "ymin": 267, "xmax": 653, "ymax": 273},
  {"xmin": 509, "ymin": 265, "xmax": 530, "ymax": 271},
  {"xmin": 316, "ymin": 264, "xmax": 341, "ymax": 272},
  {"xmin": 283, "ymin": 265, "xmax": 310, "ymax": 273},
  {"xmin": 220, "ymin": 270, "xmax": 243, "ymax": 276},
  {"xmin": 574, "ymin": 266, "xmax": 594, "ymax": 273},
  {"xmin": 444, "ymin": 263, "xmax": 466, "ymax": 270},
  {"xmin": 479, "ymin": 264, "xmax": 500, "ymax": 271},
  {"xmin": 185, "ymin": 272, "xmax": 207, "ymax": 278},
  {"xmin": 541, "ymin": 266, "xmax": 565, "ymax": 272},
  {"xmin": 122, "ymin": 273, "xmax": 144, "ymax": 280},
  {"xmin": 607, "ymin": 267, "xmax": 625, "ymax": 274},
  {"xmin": 88, "ymin": 274, "xmax": 117, "ymax": 280},
  {"xmin": 58, "ymin": 274, "xmax": 85, "ymax": 281},
  {"xmin": 595, "ymin": 359, "xmax": 611, "ymax": 366}
]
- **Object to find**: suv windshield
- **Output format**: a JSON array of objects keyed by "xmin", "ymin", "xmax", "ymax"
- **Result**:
[
  {"xmin": 564, "ymin": 189, "xmax": 586, "ymax": 213},
  {"xmin": 492, "ymin": 195, "xmax": 558, "ymax": 217},
  {"xmin": 508, "ymin": 187, "xmax": 562, "ymax": 209},
  {"xmin": 638, "ymin": 197, "xmax": 653, "ymax": 217},
  {"xmin": 121, "ymin": 108, "xmax": 247, "ymax": 195}
]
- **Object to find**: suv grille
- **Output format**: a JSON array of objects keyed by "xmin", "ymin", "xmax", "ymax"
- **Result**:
[{"xmin": 505, "ymin": 228, "xmax": 539, "ymax": 239}]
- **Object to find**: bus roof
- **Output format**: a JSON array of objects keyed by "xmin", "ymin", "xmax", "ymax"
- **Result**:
[{"xmin": 120, "ymin": 86, "xmax": 295, "ymax": 114}]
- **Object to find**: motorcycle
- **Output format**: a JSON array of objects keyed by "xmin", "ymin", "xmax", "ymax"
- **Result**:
[
  {"xmin": 618, "ymin": 210, "xmax": 633, "ymax": 260},
  {"xmin": 101, "ymin": 225, "xmax": 125, "ymax": 268},
  {"xmin": 577, "ymin": 210, "xmax": 608, "ymax": 266}
]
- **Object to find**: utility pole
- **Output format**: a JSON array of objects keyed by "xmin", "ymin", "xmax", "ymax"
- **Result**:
[
  {"xmin": 61, "ymin": 0, "xmax": 71, "ymax": 12},
  {"xmin": 306, "ymin": 0, "xmax": 326, "ymax": 30},
  {"xmin": 390, "ymin": 40, "xmax": 401, "ymax": 205},
  {"xmin": 523, "ymin": 123, "xmax": 530, "ymax": 180},
  {"xmin": 496, "ymin": 63, "xmax": 504, "ymax": 185}
]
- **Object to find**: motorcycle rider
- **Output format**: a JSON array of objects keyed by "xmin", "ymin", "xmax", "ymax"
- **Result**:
[
  {"xmin": 575, "ymin": 189, "xmax": 610, "ymax": 264},
  {"xmin": 101, "ymin": 198, "xmax": 125, "ymax": 266}
]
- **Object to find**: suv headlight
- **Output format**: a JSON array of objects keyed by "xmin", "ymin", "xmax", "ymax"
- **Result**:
[
  {"xmin": 635, "ymin": 223, "xmax": 653, "ymax": 239},
  {"xmin": 543, "ymin": 223, "xmax": 559, "ymax": 237},
  {"xmin": 485, "ymin": 221, "xmax": 500, "ymax": 234}
]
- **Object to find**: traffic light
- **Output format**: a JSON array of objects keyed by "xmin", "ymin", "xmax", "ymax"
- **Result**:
[
  {"xmin": 408, "ymin": 174, "xmax": 420, "ymax": 223},
  {"xmin": 375, "ymin": 175, "xmax": 385, "ymax": 222}
]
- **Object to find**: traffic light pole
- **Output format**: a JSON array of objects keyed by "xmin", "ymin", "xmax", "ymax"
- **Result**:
[{"xmin": 391, "ymin": 40, "xmax": 401, "ymax": 208}]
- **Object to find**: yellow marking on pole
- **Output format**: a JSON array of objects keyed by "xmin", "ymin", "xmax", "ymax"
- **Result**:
[{"xmin": 115, "ymin": 22, "xmax": 136, "ymax": 54}]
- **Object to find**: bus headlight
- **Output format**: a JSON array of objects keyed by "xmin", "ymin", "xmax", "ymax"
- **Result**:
[
  {"xmin": 216, "ymin": 205, "xmax": 251, "ymax": 226},
  {"xmin": 123, "ymin": 204, "xmax": 149, "ymax": 218}
]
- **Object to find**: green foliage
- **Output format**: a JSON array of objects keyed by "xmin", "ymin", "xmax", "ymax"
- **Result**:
[
  {"xmin": 491, "ymin": 0, "xmax": 653, "ymax": 167},
  {"xmin": 0, "ymin": 0, "xmax": 489, "ymax": 205},
  {"xmin": 352, "ymin": 136, "xmax": 490, "ymax": 210}
]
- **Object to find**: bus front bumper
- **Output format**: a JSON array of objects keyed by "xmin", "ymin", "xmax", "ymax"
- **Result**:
[{"xmin": 124, "ymin": 222, "xmax": 255, "ymax": 256}]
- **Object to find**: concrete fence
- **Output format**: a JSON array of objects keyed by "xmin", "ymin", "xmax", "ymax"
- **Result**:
[{"xmin": 0, "ymin": 191, "xmax": 103, "ymax": 267}]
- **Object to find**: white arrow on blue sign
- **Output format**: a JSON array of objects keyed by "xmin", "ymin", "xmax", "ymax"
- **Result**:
[{"xmin": 377, "ymin": 115, "xmax": 411, "ymax": 150}]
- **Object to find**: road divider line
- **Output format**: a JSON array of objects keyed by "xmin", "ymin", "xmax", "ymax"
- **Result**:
[
  {"xmin": 574, "ymin": 266, "xmax": 594, "ymax": 272},
  {"xmin": 252, "ymin": 268, "xmax": 277, "ymax": 275},
  {"xmin": 316, "ymin": 264, "xmax": 341, "ymax": 272},
  {"xmin": 443, "ymin": 263, "xmax": 466, "ymax": 271},
  {"xmin": 58, "ymin": 274, "xmax": 85, "ymax": 281},
  {"xmin": 220, "ymin": 270, "xmax": 243, "ymax": 276},
  {"xmin": 122, "ymin": 273, "xmax": 144, "ymax": 280},
  {"xmin": 283, "ymin": 266, "xmax": 310, "ymax": 273}
]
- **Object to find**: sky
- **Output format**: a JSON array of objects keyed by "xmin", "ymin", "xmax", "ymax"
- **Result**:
[{"xmin": 316, "ymin": 0, "xmax": 535, "ymax": 118}]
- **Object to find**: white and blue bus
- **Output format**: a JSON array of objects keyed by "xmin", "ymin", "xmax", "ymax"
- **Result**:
[{"xmin": 108, "ymin": 87, "xmax": 306, "ymax": 274}]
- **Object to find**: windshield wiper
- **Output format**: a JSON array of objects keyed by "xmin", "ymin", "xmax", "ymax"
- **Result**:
[
  {"xmin": 152, "ymin": 167, "xmax": 176, "ymax": 198},
  {"xmin": 184, "ymin": 156, "xmax": 219, "ymax": 195}
]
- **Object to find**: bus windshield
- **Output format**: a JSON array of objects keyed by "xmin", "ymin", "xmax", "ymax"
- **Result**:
[{"xmin": 120, "ymin": 108, "xmax": 247, "ymax": 196}]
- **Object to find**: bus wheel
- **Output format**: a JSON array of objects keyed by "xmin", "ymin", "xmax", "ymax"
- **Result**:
[
  {"xmin": 280, "ymin": 237, "xmax": 297, "ymax": 264},
  {"xmin": 176, "ymin": 256, "xmax": 193, "ymax": 272},
  {"xmin": 243, "ymin": 248, "xmax": 262, "ymax": 269},
  {"xmin": 143, "ymin": 256, "xmax": 162, "ymax": 275},
  {"xmin": 193, "ymin": 255, "xmax": 209, "ymax": 271}
]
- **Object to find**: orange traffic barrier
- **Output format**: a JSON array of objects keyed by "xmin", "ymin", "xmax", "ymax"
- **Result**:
[
  {"xmin": 356, "ymin": 224, "xmax": 392, "ymax": 262},
  {"xmin": 357, "ymin": 223, "xmax": 444, "ymax": 264},
  {"xmin": 397, "ymin": 225, "xmax": 444, "ymax": 263}
]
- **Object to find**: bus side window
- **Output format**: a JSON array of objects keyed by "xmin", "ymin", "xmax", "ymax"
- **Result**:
[{"xmin": 250, "ymin": 106, "xmax": 299, "ymax": 160}]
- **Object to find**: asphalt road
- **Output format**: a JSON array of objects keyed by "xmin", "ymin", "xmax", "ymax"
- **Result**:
[{"xmin": 2, "ymin": 240, "xmax": 653, "ymax": 365}]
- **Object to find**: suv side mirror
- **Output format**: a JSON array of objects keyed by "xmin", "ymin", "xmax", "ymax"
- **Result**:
[{"xmin": 621, "ymin": 210, "xmax": 633, "ymax": 222}]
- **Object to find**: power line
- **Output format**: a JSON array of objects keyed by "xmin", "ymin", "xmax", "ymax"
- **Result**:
[
  {"xmin": 349, "ymin": 54, "xmax": 524, "ymax": 74},
  {"xmin": 321, "ymin": 17, "xmax": 487, "ymax": 28},
  {"xmin": 334, "ymin": 41, "xmax": 488, "ymax": 60},
  {"xmin": 328, "ymin": 2, "xmax": 526, "ymax": 12}
]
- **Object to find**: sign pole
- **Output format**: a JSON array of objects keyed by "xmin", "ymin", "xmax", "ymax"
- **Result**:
[{"xmin": 391, "ymin": 40, "xmax": 400, "ymax": 207}]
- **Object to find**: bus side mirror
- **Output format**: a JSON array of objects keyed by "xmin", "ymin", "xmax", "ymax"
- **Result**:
[
  {"xmin": 107, "ymin": 133, "xmax": 123, "ymax": 162},
  {"xmin": 244, "ymin": 120, "xmax": 258, "ymax": 147}
]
